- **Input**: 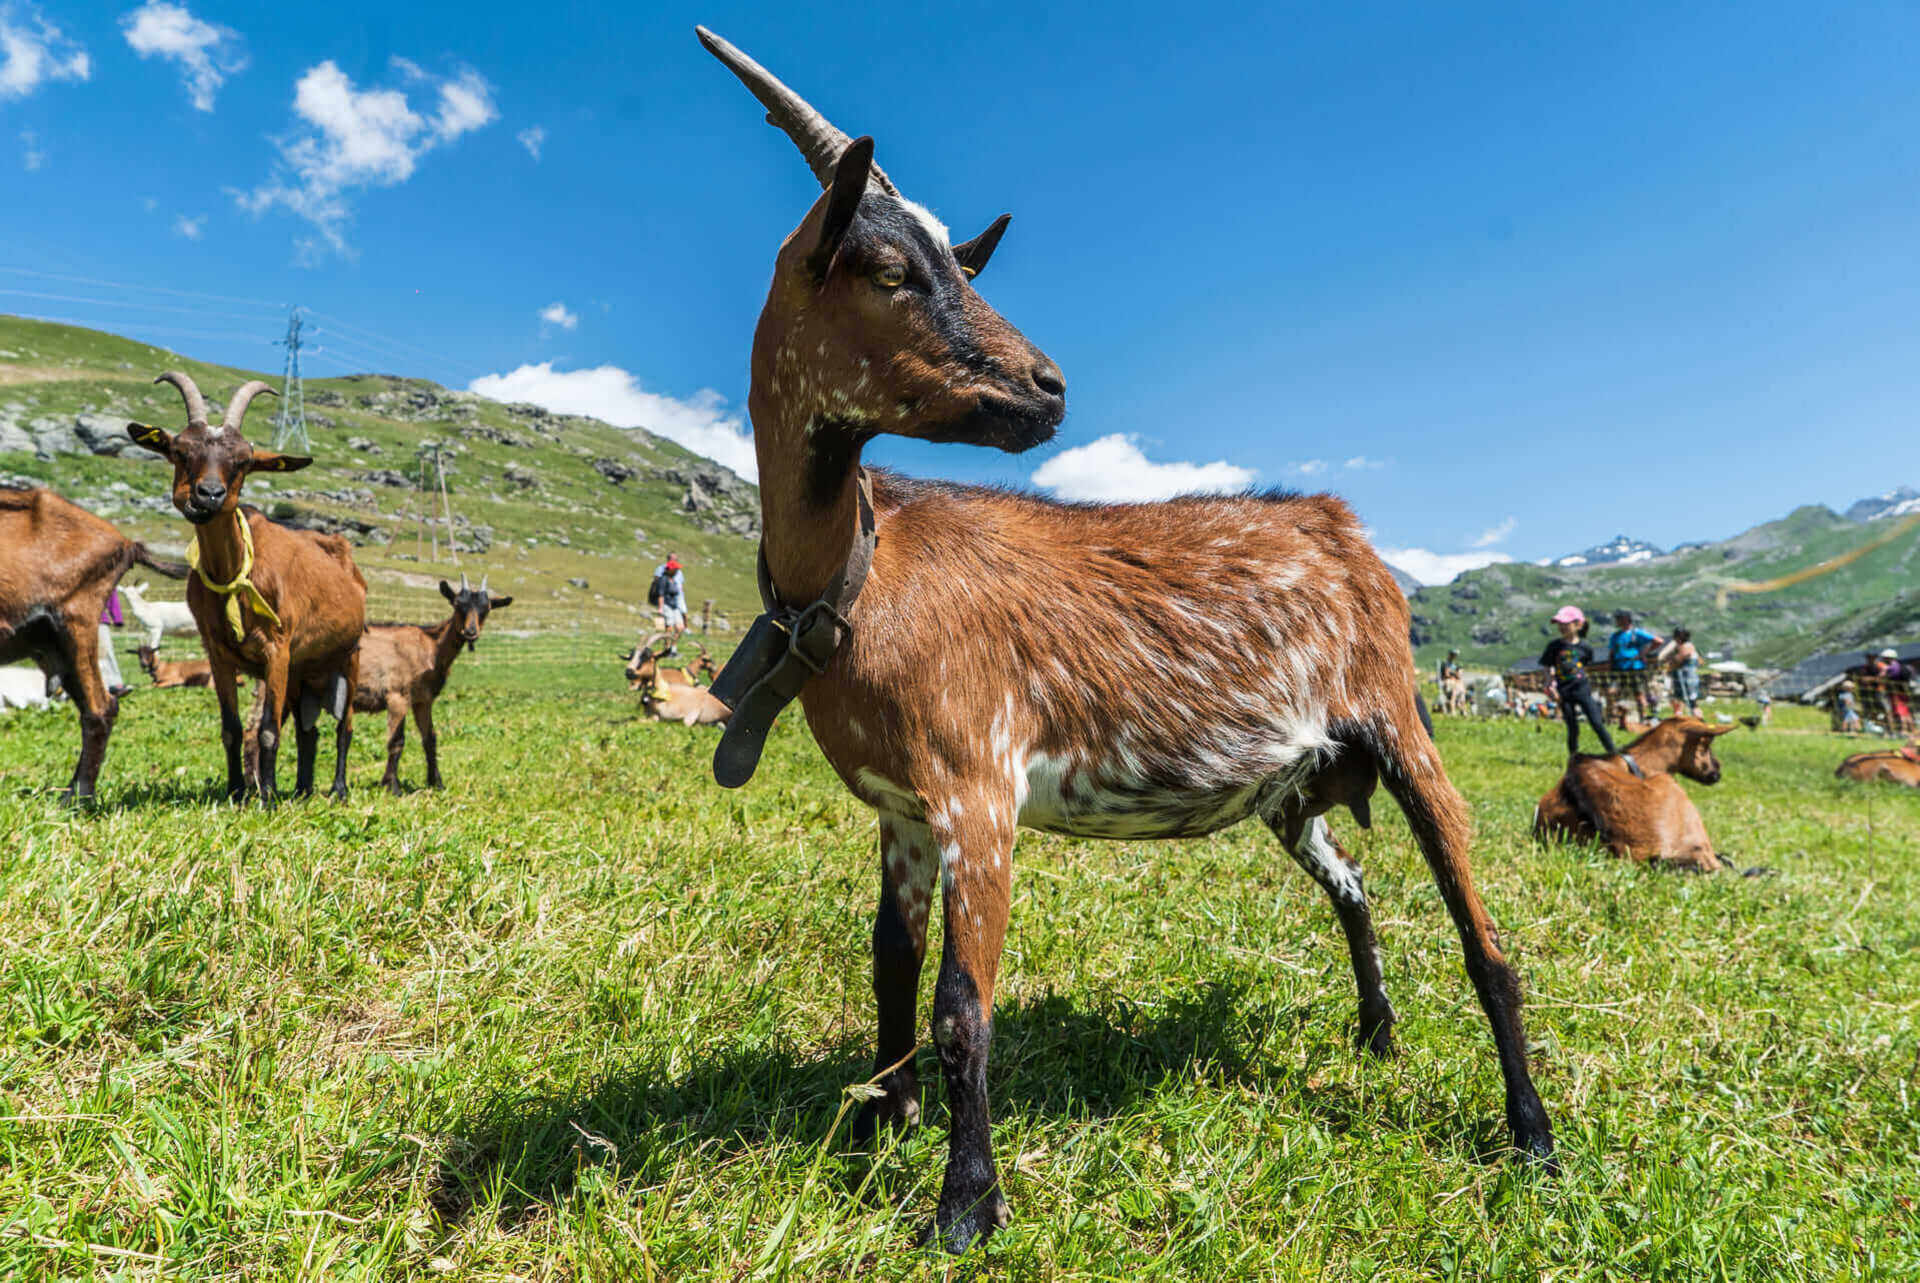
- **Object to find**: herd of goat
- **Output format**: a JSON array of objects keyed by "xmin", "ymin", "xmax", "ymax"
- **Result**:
[{"xmin": 1, "ymin": 24, "xmax": 1914, "ymax": 1256}]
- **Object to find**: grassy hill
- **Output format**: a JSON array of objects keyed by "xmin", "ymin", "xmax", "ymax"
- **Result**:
[
  {"xmin": 1409, "ymin": 503, "xmax": 1920, "ymax": 672},
  {"xmin": 0, "ymin": 316, "xmax": 762, "ymax": 635}
]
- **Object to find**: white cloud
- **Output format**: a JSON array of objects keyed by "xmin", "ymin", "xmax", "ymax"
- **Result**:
[
  {"xmin": 1030, "ymin": 433, "xmax": 1255, "ymax": 503},
  {"xmin": 1289, "ymin": 458, "xmax": 1329, "ymax": 476},
  {"xmin": 469, "ymin": 362, "xmax": 757, "ymax": 480},
  {"xmin": 172, "ymin": 213, "xmax": 204, "ymax": 239},
  {"xmin": 120, "ymin": 2, "xmax": 245, "ymax": 112},
  {"xmin": 517, "ymin": 125, "xmax": 545, "ymax": 160},
  {"xmin": 1375, "ymin": 546, "xmax": 1513, "ymax": 586},
  {"xmin": 537, "ymin": 300, "xmax": 577, "ymax": 331},
  {"xmin": 19, "ymin": 128, "xmax": 41, "ymax": 170},
  {"xmin": 1469, "ymin": 515, "xmax": 1517, "ymax": 548},
  {"xmin": 0, "ymin": 3, "xmax": 89, "ymax": 100},
  {"xmin": 235, "ymin": 58, "xmax": 498, "ymax": 258},
  {"xmin": 141, "ymin": 196, "xmax": 158, "ymax": 212},
  {"xmin": 1343, "ymin": 455, "xmax": 1387, "ymax": 470}
]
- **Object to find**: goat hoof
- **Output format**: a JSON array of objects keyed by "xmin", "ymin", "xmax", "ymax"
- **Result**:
[
  {"xmin": 329, "ymin": 785, "xmax": 350, "ymax": 803},
  {"xmin": 919, "ymin": 1190, "xmax": 1009, "ymax": 1255},
  {"xmin": 1515, "ymin": 1129, "xmax": 1558, "ymax": 1175},
  {"xmin": 850, "ymin": 1086, "xmax": 920, "ymax": 1147},
  {"xmin": 1357, "ymin": 1020, "xmax": 1397, "ymax": 1059}
]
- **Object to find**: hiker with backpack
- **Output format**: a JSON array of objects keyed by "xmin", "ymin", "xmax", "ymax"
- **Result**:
[{"xmin": 649, "ymin": 555, "xmax": 688, "ymax": 652}]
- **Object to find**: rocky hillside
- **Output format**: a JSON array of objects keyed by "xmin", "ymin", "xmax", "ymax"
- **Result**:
[
  {"xmin": 0, "ymin": 316, "xmax": 762, "ymax": 634},
  {"xmin": 1410, "ymin": 500, "xmax": 1920, "ymax": 672}
]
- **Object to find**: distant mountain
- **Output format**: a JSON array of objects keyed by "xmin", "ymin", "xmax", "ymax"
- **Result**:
[
  {"xmin": 1387, "ymin": 564, "xmax": 1421, "ymax": 595},
  {"xmin": 1845, "ymin": 485, "xmax": 1920, "ymax": 523},
  {"xmin": 1547, "ymin": 533, "xmax": 1664, "ymax": 568},
  {"xmin": 1409, "ymin": 500, "xmax": 1920, "ymax": 672}
]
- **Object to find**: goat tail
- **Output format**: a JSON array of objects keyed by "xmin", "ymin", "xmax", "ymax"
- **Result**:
[{"xmin": 133, "ymin": 544, "xmax": 190, "ymax": 579}]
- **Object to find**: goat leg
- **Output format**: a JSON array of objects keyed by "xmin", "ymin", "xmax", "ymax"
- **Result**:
[
  {"xmin": 852, "ymin": 813, "xmax": 937, "ymax": 1146},
  {"xmin": 211, "ymin": 661, "xmax": 246, "ymax": 803},
  {"xmin": 922, "ymin": 804, "xmax": 1015, "ymax": 1254},
  {"xmin": 1270, "ymin": 808, "xmax": 1396, "ymax": 1057},
  {"xmin": 61, "ymin": 616, "xmax": 116, "ymax": 805},
  {"xmin": 329, "ymin": 656, "xmax": 357, "ymax": 802},
  {"xmin": 292, "ymin": 687, "xmax": 322, "ymax": 800},
  {"xmin": 414, "ymin": 698, "xmax": 442, "ymax": 790},
  {"xmin": 255, "ymin": 651, "xmax": 291, "ymax": 806}
]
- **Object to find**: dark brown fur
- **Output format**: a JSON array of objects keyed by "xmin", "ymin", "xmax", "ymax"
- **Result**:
[
  {"xmin": 0, "ymin": 486, "xmax": 188, "ymax": 799},
  {"xmin": 1534, "ymin": 717, "xmax": 1737, "ymax": 871}
]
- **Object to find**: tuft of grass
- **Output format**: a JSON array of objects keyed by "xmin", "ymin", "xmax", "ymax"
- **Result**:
[{"xmin": 1, "ymin": 650, "xmax": 1916, "ymax": 1279}]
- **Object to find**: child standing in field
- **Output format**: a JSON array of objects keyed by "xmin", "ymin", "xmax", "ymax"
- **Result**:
[{"xmin": 1540, "ymin": 606, "xmax": 1641, "ymax": 775}]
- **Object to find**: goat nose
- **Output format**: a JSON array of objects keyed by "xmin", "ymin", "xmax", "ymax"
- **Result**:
[
  {"xmin": 193, "ymin": 481, "xmax": 226, "ymax": 505},
  {"xmin": 1030, "ymin": 359, "xmax": 1066, "ymax": 399}
]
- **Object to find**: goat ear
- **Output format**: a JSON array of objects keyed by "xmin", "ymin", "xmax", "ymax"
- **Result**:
[
  {"xmin": 489, "ymin": 595, "xmax": 514, "ymax": 610},
  {"xmin": 1709, "ymin": 723, "xmax": 1739, "ymax": 736},
  {"xmin": 807, "ymin": 135, "xmax": 875, "ymax": 279},
  {"xmin": 249, "ymin": 450, "xmax": 311, "ymax": 473},
  {"xmin": 439, "ymin": 580, "xmax": 457, "ymax": 604},
  {"xmin": 952, "ymin": 214, "xmax": 1011, "ymax": 279},
  {"xmin": 126, "ymin": 422, "xmax": 173, "ymax": 456}
]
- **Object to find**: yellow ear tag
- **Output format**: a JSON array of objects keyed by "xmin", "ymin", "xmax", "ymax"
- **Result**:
[{"xmin": 958, "ymin": 266, "xmax": 977, "ymax": 279}]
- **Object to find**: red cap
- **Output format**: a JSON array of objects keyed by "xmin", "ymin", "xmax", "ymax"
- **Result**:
[{"xmin": 665, "ymin": 558, "xmax": 681, "ymax": 570}]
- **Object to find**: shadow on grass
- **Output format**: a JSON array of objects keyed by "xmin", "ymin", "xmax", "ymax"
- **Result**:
[{"xmin": 426, "ymin": 981, "xmax": 1486, "ymax": 1227}]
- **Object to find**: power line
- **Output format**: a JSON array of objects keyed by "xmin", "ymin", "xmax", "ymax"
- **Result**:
[
  {"xmin": 0, "ymin": 266, "xmax": 285, "ymax": 309},
  {"xmin": 2, "ymin": 311, "xmax": 273, "ymax": 348},
  {"xmin": 0, "ymin": 288, "xmax": 278, "ymax": 324},
  {"xmin": 303, "ymin": 308, "xmax": 486, "ymax": 380}
]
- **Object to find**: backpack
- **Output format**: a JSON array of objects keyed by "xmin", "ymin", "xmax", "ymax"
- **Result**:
[{"xmin": 648, "ymin": 571, "xmax": 667, "ymax": 607}]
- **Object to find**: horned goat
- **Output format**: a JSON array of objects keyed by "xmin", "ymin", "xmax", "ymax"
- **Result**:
[
  {"xmin": 695, "ymin": 28, "xmax": 1554, "ymax": 1254},
  {"xmin": 127, "ymin": 373, "xmax": 367, "ymax": 803},
  {"xmin": 0, "ymin": 486, "xmax": 189, "ymax": 799},
  {"xmin": 352, "ymin": 574, "xmax": 511, "ymax": 792}
]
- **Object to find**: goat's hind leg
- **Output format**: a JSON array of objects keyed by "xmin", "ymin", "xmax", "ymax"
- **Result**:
[
  {"xmin": 1268, "ymin": 807, "xmax": 1396, "ymax": 1057},
  {"xmin": 292, "ymin": 682, "xmax": 321, "ymax": 800}
]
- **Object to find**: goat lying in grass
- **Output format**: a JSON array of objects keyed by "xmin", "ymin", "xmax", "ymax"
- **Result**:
[
  {"xmin": 0, "ymin": 485, "xmax": 189, "ymax": 799},
  {"xmin": 629, "ymin": 638, "xmax": 730, "ymax": 726},
  {"xmin": 621, "ymin": 634, "xmax": 716, "ymax": 691},
  {"xmin": 1534, "ymin": 717, "xmax": 1737, "ymax": 871},
  {"xmin": 1834, "ymin": 748, "xmax": 1920, "ymax": 787},
  {"xmin": 135, "ymin": 644, "xmax": 214, "ymax": 689},
  {"xmin": 352, "ymin": 574, "xmax": 510, "ymax": 793}
]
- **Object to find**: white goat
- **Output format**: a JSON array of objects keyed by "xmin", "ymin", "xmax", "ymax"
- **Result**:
[
  {"xmin": 0, "ymin": 665, "xmax": 52, "ymax": 710},
  {"xmin": 120, "ymin": 580, "xmax": 198, "ymax": 650}
]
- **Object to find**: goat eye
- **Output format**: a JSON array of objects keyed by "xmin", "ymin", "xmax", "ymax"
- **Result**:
[{"xmin": 873, "ymin": 264, "xmax": 907, "ymax": 289}]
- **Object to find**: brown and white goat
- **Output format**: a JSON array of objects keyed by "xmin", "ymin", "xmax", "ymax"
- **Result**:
[
  {"xmin": 620, "ymin": 634, "xmax": 715, "ymax": 691},
  {"xmin": 0, "ymin": 486, "xmax": 189, "ymax": 799},
  {"xmin": 127, "ymin": 373, "xmax": 367, "ymax": 803},
  {"xmin": 1835, "ymin": 748, "xmax": 1920, "ymax": 787},
  {"xmin": 1534, "ymin": 718, "xmax": 1737, "ymax": 872},
  {"xmin": 353, "ymin": 574, "xmax": 511, "ymax": 793},
  {"xmin": 628, "ymin": 639, "xmax": 731, "ymax": 726},
  {"xmin": 135, "ymin": 643, "xmax": 214, "ymax": 689},
  {"xmin": 697, "ymin": 29, "xmax": 1553, "ymax": 1253}
]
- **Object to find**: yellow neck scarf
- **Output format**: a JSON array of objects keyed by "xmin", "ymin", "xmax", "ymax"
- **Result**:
[{"xmin": 188, "ymin": 516, "xmax": 280, "ymax": 642}]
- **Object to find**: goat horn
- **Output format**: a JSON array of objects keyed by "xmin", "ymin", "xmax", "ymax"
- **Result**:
[
  {"xmin": 460, "ymin": 571, "xmax": 471, "ymax": 593},
  {"xmin": 154, "ymin": 371, "xmax": 209, "ymax": 429},
  {"xmin": 695, "ymin": 26, "xmax": 897, "ymax": 196},
  {"xmin": 223, "ymin": 381, "xmax": 278, "ymax": 432},
  {"xmin": 480, "ymin": 573, "xmax": 489, "ymax": 594}
]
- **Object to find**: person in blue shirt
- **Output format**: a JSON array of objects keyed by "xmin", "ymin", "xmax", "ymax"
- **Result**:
[{"xmin": 1607, "ymin": 610, "xmax": 1664, "ymax": 722}]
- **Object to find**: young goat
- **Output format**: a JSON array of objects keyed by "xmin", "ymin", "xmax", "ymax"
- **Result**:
[
  {"xmin": 697, "ymin": 29, "xmax": 1553, "ymax": 1253},
  {"xmin": 353, "ymin": 573, "xmax": 511, "ymax": 793},
  {"xmin": 1834, "ymin": 748, "xmax": 1920, "ymax": 787},
  {"xmin": 120, "ymin": 581, "xmax": 198, "ymax": 650},
  {"xmin": 620, "ymin": 634, "xmax": 715, "ymax": 691},
  {"xmin": 135, "ymin": 643, "xmax": 214, "ymax": 689},
  {"xmin": 0, "ymin": 486, "xmax": 189, "ymax": 799},
  {"xmin": 127, "ymin": 373, "xmax": 366, "ymax": 802},
  {"xmin": 1534, "ymin": 718, "xmax": 1737, "ymax": 871}
]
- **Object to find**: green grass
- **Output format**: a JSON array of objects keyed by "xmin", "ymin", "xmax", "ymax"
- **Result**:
[{"xmin": 1, "ymin": 642, "xmax": 1916, "ymax": 1279}]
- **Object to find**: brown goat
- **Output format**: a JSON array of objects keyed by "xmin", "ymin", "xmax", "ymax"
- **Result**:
[
  {"xmin": 1834, "ymin": 748, "xmax": 1920, "ymax": 787},
  {"xmin": 629, "ymin": 641, "xmax": 731, "ymax": 726},
  {"xmin": 127, "ymin": 372, "xmax": 367, "ymax": 802},
  {"xmin": 697, "ymin": 29, "xmax": 1552, "ymax": 1252},
  {"xmin": 134, "ymin": 644, "xmax": 214, "ymax": 689},
  {"xmin": 620, "ymin": 634, "xmax": 715, "ymax": 691},
  {"xmin": 353, "ymin": 574, "xmax": 511, "ymax": 793},
  {"xmin": 1534, "ymin": 718, "xmax": 1738, "ymax": 871},
  {"xmin": 0, "ymin": 486, "xmax": 189, "ymax": 799}
]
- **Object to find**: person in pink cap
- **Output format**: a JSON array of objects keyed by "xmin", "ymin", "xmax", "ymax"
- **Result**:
[{"xmin": 1539, "ymin": 605, "xmax": 1641, "ymax": 774}]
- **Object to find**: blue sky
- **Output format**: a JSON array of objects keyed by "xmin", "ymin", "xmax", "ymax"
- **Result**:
[{"xmin": 4, "ymin": 2, "xmax": 1918, "ymax": 581}]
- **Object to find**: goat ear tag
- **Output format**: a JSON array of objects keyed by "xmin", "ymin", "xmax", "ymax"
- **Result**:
[
  {"xmin": 251, "ymin": 452, "xmax": 312, "ymax": 473},
  {"xmin": 127, "ymin": 423, "xmax": 170, "ymax": 452}
]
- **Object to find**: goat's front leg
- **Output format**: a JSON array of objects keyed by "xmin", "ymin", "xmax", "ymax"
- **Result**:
[
  {"xmin": 382, "ymin": 693, "xmax": 408, "ymax": 794},
  {"xmin": 292, "ymin": 691, "xmax": 319, "ymax": 800},
  {"xmin": 254, "ymin": 648, "xmax": 291, "ymax": 805},
  {"xmin": 923, "ymin": 797, "xmax": 1016, "ymax": 1254},
  {"xmin": 210, "ymin": 660, "xmax": 246, "ymax": 802},
  {"xmin": 413, "ymin": 697, "xmax": 442, "ymax": 790},
  {"xmin": 61, "ymin": 615, "xmax": 116, "ymax": 804},
  {"xmin": 851, "ymin": 812, "xmax": 940, "ymax": 1146},
  {"xmin": 329, "ymin": 655, "xmax": 356, "ymax": 801}
]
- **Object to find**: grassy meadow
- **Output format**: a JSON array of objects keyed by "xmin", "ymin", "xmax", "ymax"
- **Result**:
[{"xmin": 0, "ymin": 640, "xmax": 1915, "ymax": 1280}]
